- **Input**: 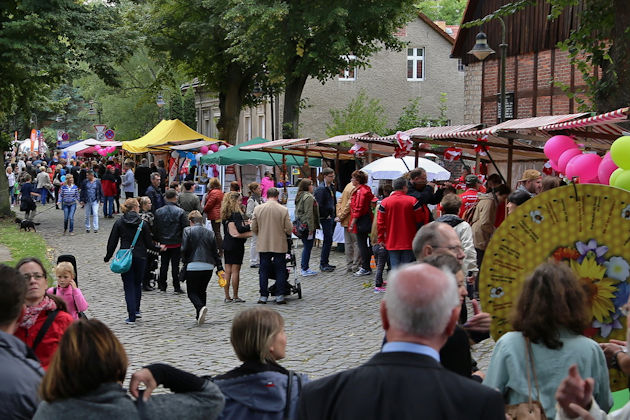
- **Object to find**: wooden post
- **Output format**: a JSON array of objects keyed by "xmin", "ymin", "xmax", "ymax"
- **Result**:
[
  {"xmin": 414, "ymin": 143, "xmax": 419, "ymax": 168},
  {"xmin": 507, "ymin": 139, "xmax": 514, "ymax": 188}
]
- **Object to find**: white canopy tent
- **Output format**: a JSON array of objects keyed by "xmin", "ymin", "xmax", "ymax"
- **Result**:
[
  {"xmin": 360, "ymin": 156, "xmax": 450, "ymax": 181},
  {"xmin": 62, "ymin": 139, "xmax": 123, "ymax": 154}
]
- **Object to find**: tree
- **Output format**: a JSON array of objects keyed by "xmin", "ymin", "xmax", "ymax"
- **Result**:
[
  {"xmin": 389, "ymin": 93, "xmax": 449, "ymax": 134},
  {"xmin": 415, "ymin": 0, "xmax": 467, "ymax": 25},
  {"xmin": 325, "ymin": 90, "xmax": 388, "ymax": 137},
  {"xmin": 182, "ymin": 89, "xmax": 197, "ymax": 130},
  {"xmin": 224, "ymin": 0, "xmax": 418, "ymax": 138},
  {"xmin": 0, "ymin": 0, "xmax": 132, "ymax": 216},
  {"xmin": 146, "ymin": 0, "xmax": 269, "ymax": 143}
]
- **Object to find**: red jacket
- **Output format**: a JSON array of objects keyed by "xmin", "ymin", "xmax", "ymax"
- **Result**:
[
  {"xmin": 101, "ymin": 179, "xmax": 117, "ymax": 197},
  {"xmin": 377, "ymin": 191, "xmax": 428, "ymax": 250},
  {"xmin": 14, "ymin": 309, "xmax": 74, "ymax": 370},
  {"xmin": 204, "ymin": 188, "xmax": 224, "ymax": 221},
  {"xmin": 349, "ymin": 184, "xmax": 374, "ymax": 233},
  {"xmin": 458, "ymin": 189, "xmax": 479, "ymax": 218}
]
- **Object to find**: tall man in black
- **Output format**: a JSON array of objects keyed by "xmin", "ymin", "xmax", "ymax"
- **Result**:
[
  {"xmin": 407, "ymin": 168, "xmax": 444, "ymax": 223},
  {"xmin": 154, "ymin": 190, "xmax": 188, "ymax": 293},
  {"xmin": 135, "ymin": 158, "xmax": 151, "ymax": 197},
  {"xmin": 145, "ymin": 172, "xmax": 165, "ymax": 212},
  {"xmin": 314, "ymin": 168, "xmax": 337, "ymax": 272},
  {"xmin": 297, "ymin": 263, "xmax": 505, "ymax": 420}
]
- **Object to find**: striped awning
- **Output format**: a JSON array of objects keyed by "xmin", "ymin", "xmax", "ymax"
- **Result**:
[
  {"xmin": 539, "ymin": 107, "xmax": 629, "ymax": 135},
  {"xmin": 239, "ymin": 138, "xmax": 309, "ymax": 150}
]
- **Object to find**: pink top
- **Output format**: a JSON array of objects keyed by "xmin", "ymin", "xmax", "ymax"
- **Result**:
[
  {"xmin": 47, "ymin": 286, "xmax": 89, "ymax": 320},
  {"xmin": 261, "ymin": 177, "xmax": 274, "ymax": 200}
]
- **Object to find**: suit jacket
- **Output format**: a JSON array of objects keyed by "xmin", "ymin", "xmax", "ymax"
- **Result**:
[
  {"xmin": 251, "ymin": 200, "xmax": 292, "ymax": 253},
  {"xmin": 297, "ymin": 351, "xmax": 505, "ymax": 420}
]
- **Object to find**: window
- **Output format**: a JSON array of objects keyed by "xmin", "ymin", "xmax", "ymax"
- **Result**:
[
  {"xmin": 258, "ymin": 115, "xmax": 265, "ymax": 138},
  {"xmin": 407, "ymin": 48, "xmax": 425, "ymax": 81},
  {"xmin": 339, "ymin": 55, "xmax": 357, "ymax": 81},
  {"xmin": 244, "ymin": 116, "xmax": 252, "ymax": 140},
  {"xmin": 458, "ymin": 59, "xmax": 465, "ymax": 72}
]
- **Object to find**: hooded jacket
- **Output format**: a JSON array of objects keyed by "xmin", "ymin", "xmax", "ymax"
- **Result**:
[
  {"xmin": 295, "ymin": 191, "xmax": 320, "ymax": 233},
  {"xmin": 470, "ymin": 193, "xmax": 497, "ymax": 251},
  {"xmin": 436, "ymin": 214, "xmax": 478, "ymax": 274},
  {"xmin": 214, "ymin": 361, "xmax": 308, "ymax": 420},
  {"xmin": 0, "ymin": 330, "xmax": 44, "ymax": 419},
  {"xmin": 105, "ymin": 211, "xmax": 160, "ymax": 261}
]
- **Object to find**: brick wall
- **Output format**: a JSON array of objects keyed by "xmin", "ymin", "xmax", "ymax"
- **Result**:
[{"xmin": 463, "ymin": 48, "xmax": 592, "ymax": 125}]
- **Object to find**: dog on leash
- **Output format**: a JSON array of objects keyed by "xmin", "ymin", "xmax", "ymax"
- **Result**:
[{"xmin": 15, "ymin": 218, "xmax": 40, "ymax": 232}]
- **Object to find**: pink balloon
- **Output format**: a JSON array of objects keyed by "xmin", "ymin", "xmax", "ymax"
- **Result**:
[
  {"xmin": 209, "ymin": 143, "xmax": 219, "ymax": 153},
  {"xmin": 557, "ymin": 148, "xmax": 582, "ymax": 174},
  {"xmin": 550, "ymin": 160, "xmax": 560, "ymax": 172},
  {"xmin": 95, "ymin": 145, "xmax": 101, "ymax": 150},
  {"xmin": 200, "ymin": 146, "xmax": 209, "ymax": 155},
  {"xmin": 565, "ymin": 153, "xmax": 602, "ymax": 181},
  {"xmin": 544, "ymin": 135, "xmax": 578, "ymax": 162},
  {"xmin": 598, "ymin": 155, "xmax": 619, "ymax": 184}
]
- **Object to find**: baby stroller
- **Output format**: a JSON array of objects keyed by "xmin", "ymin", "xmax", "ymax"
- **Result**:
[
  {"xmin": 268, "ymin": 236, "xmax": 302, "ymax": 299},
  {"xmin": 145, "ymin": 249, "xmax": 160, "ymax": 289}
]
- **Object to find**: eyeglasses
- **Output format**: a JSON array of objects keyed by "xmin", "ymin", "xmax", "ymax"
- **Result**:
[
  {"xmin": 431, "ymin": 244, "xmax": 465, "ymax": 254},
  {"xmin": 23, "ymin": 272, "xmax": 45, "ymax": 281}
]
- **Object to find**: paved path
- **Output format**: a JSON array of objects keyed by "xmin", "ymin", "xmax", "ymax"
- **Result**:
[{"xmin": 35, "ymin": 202, "xmax": 494, "ymax": 384}]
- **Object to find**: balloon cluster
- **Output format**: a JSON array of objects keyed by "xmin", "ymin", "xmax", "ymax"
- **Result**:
[
  {"xmin": 543, "ymin": 135, "xmax": 617, "ymax": 184},
  {"xmin": 200, "ymin": 143, "xmax": 225, "ymax": 155},
  {"xmin": 609, "ymin": 136, "xmax": 630, "ymax": 190},
  {"xmin": 95, "ymin": 145, "xmax": 116, "ymax": 157}
]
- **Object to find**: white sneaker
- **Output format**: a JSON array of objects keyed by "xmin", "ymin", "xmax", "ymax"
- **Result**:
[
  {"xmin": 198, "ymin": 306, "xmax": 207, "ymax": 326},
  {"xmin": 354, "ymin": 268, "xmax": 372, "ymax": 276}
]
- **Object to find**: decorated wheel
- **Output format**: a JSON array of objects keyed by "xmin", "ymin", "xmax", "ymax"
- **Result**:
[
  {"xmin": 297, "ymin": 283, "xmax": 302, "ymax": 299},
  {"xmin": 480, "ymin": 184, "xmax": 630, "ymax": 390}
]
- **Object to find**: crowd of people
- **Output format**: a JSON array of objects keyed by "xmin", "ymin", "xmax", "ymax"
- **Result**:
[{"xmin": 5, "ymin": 151, "xmax": 625, "ymax": 419}]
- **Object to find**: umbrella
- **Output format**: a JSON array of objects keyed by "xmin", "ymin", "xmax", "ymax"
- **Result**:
[{"xmin": 360, "ymin": 156, "xmax": 450, "ymax": 181}]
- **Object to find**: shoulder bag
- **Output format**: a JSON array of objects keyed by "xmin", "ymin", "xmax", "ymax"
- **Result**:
[
  {"xmin": 228, "ymin": 220, "xmax": 253, "ymax": 238},
  {"xmin": 110, "ymin": 221, "xmax": 144, "ymax": 274},
  {"xmin": 505, "ymin": 337, "xmax": 546, "ymax": 420},
  {"xmin": 53, "ymin": 287, "xmax": 88, "ymax": 319}
]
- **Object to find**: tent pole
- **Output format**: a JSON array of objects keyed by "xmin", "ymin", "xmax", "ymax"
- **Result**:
[
  {"xmin": 414, "ymin": 143, "xmax": 419, "ymax": 168},
  {"xmin": 484, "ymin": 148, "xmax": 507, "ymax": 185}
]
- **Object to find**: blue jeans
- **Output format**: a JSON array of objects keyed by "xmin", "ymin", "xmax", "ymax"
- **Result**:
[
  {"xmin": 104, "ymin": 196, "xmax": 114, "ymax": 216},
  {"xmin": 39, "ymin": 188, "xmax": 48, "ymax": 204},
  {"xmin": 300, "ymin": 237, "xmax": 314, "ymax": 271},
  {"xmin": 62, "ymin": 203, "xmax": 77, "ymax": 232},
  {"xmin": 121, "ymin": 257, "xmax": 146, "ymax": 321},
  {"xmin": 85, "ymin": 201, "xmax": 99, "ymax": 231},
  {"xmin": 259, "ymin": 252, "xmax": 287, "ymax": 297},
  {"xmin": 9, "ymin": 187, "xmax": 15, "ymax": 204},
  {"xmin": 388, "ymin": 249, "xmax": 416, "ymax": 269},
  {"xmin": 319, "ymin": 218, "xmax": 334, "ymax": 268}
]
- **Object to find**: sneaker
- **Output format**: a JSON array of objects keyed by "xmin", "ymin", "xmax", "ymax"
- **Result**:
[
  {"xmin": 250, "ymin": 263, "xmax": 260, "ymax": 268},
  {"xmin": 125, "ymin": 318, "xmax": 135, "ymax": 325},
  {"xmin": 373, "ymin": 286, "xmax": 386, "ymax": 293},
  {"xmin": 135, "ymin": 312, "xmax": 142, "ymax": 319},
  {"xmin": 69, "ymin": 232, "xmax": 75, "ymax": 236},
  {"xmin": 354, "ymin": 268, "xmax": 372, "ymax": 276},
  {"xmin": 86, "ymin": 229, "xmax": 90, "ymax": 233},
  {"xmin": 275, "ymin": 295, "xmax": 286, "ymax": 305},
  {"xmin": 224, "ymin": 298, "xmax": 233, "ymax": 303},
  {"xmin": 300, "ymin": 269, "xmax": 318, "ymax": 276},
  {"xmin": 198, "ymin": 306, "xmax": 207, "ymax": 325},
  {"xmin": 94, "ymin": 230, "xmax": 98, "ymax": 233},
  {"xmin": 320, "ymin": 265, "xmax": 335, "ymax": 272},
  {"xmin": 257, "ymin": 296, "xmax": 268, "ymax": 304}
]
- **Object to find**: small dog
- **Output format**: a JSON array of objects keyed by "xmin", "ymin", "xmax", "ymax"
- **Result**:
[{"xmin": 15, "ymin": 218, "xmax": 40, "ymax": 232}]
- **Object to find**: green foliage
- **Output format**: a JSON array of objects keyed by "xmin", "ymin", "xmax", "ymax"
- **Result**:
[
  {"xmin": 325, "ymin": 90, "xmax": 387, "ymax": 137},
  {"xmin": 388, "ymin": 92, "xmax": 449, "ymax": 134},
  {"xmin": 415, "ymin": 0, "xmax": 467, "ymax": 25},
  {"xmin": 182, "ymin": 89, "xmax": 197, "ymax": 129}
]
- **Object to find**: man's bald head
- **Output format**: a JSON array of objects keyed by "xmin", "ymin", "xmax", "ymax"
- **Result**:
[
  {"xmin": 382, "ymin": 263, "xmax": 459, "ymax": 343},
  {"xmin": 412, "ymin": 221, "xmax": 465, "ymax": 264}
]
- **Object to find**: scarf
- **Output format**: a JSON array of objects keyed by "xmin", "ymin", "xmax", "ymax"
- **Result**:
[{"xmin": 19, "ymin": 296, "xmax": 57, "ymax": 330}]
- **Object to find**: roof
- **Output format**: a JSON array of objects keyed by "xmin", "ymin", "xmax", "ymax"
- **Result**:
[
  {"xmin": 417, "ymin": 13, "xmax": 455, "ymax": 46},
  {"xmin": 122, "ymin": 119, "xmax": 219, "ymax": 154},
  {"xmin": 200, "ymin": 137, "xmax": 321, "ymax": 167}
]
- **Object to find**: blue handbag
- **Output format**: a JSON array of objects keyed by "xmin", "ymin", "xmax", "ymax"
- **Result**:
[{"xmin": 110, "ymin": 221, "xmax": 144, "ymax": 274}]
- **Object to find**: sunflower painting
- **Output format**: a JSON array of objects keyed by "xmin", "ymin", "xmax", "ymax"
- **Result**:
[{"xmin": 553, "ymin": 239, "xmax": 629, "ymax": 337}]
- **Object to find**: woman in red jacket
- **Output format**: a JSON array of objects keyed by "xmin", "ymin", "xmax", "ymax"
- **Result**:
[
  {"xmin": 203, "ymin": 177, "xmax": 224, "ymax": 256},
  {"xmin": 14, "ymin": 257, "xmax": 74, "ymax": 370},
  {"xmin": 348, "ymin": 170, "xmax": 374, "ymax": 277}
]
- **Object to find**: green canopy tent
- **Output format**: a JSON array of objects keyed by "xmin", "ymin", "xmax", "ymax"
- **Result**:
[{"xmin": 200, "ymin": 137, "xmax": 321, "ymax": 167}]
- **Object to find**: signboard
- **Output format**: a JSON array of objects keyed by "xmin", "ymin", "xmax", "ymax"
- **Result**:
[
  {"xmin": 61, "ymin": 132, "xmax": 69, "ymax": 141},
  {"xmin": 104, "ymin": 129, "xmax": 115, "ymax": 140},
  {"xmin": 30, "ymin": 129, "xmax": 37, "ymax": 154},
  {"xmin": 225, "ymin": 165, "xmax": 236, "ymax": 175},
  {"xmin": 496, "ymin": 92, "xmax": 515, "ymax": 120},
  {"xmin": 94, "ymin": 124, "xmax": 107, "ymax": 141}
]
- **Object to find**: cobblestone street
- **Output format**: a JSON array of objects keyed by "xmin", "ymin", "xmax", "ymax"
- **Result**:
[{"xmin": 36, "ymin": 202, "xmax": 494, "ymax": 384}]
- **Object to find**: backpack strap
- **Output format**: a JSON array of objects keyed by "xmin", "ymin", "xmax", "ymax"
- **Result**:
[
  {"xmin": 284, "ymin": 371, "xmax": 294, "ymax": 420},
  {"xmin": 31, "ymin": 309, "xmax": 60, "ymax": 352}
]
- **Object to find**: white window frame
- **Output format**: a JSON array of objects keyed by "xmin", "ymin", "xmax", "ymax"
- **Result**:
[
  {"xmin": 457, "ymin": 59, "xmax": 465, "ymax": 72},
  {"xmin": 339, "ymin": 55, "xmax": 357, "ymax": 81},
  {"xmin": 407, "ymin": 47, "xmax": 425, "ymax": 81}
]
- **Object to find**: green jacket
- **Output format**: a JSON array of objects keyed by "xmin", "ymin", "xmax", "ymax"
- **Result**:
[{"xmin": 295, "ymin": 192, "xmax": 320, "ymax": 233}]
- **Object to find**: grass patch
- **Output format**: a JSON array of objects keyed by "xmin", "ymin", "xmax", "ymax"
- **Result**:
[{"xmin": 0, "ymin": 217, "xmax": 52, "ymax": 274}]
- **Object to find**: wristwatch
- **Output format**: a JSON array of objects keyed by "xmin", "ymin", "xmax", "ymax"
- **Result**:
[{"xmin": 612, "ymin": 348, "xmax": 626, "ymax": 370}]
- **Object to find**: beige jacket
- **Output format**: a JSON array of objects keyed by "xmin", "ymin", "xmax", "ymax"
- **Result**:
[
  {"xmin": 336, "ymin": 182, "xmax": 356, "ymax": 228},
  {"xmin": 471, "ymin": 193, "xmax": 497, "ymax": 250},
  {"xmin": 251, "ymin": 199, "xmax": 293, "ymax": 253}
]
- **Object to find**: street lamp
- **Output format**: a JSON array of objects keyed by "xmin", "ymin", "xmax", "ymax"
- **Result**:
[
  {"xmin": 88, "ymin": 100, "xmax": 102, "ymax": 124},
  {"xmin": 156, "ymin": 94, "xmax": 166, "ymax": 121},
  {"xmin": 468, "ymin": 17, "xmax": 508, "ymax": 123}
]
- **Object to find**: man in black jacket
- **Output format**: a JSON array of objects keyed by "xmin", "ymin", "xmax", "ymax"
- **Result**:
[
  {"xmin": 314, "ymin": 168, "xmax": 337, "ymax": 272},
  {"xmin": 146, "ymin": 172, "xmax": 165, "ymax": 212},
  {"xmin": 297, "ymin": 263, "xmax": 505, "ymax": 420},
  {"xmin": 135, "ymin": 158, "xmax": 151, "ymax": 196},
  {"xmin": 154, "ymin": 190, "xmax": 189, "ymax": 293},
  {"xmin": 407, "ymin": 168, "xmax": 444, "ymax": 224}
]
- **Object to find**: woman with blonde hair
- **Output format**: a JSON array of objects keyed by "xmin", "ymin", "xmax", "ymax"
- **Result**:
[
  {"xmin": 203, "ymin": 177, "xmax": 224, "ymax": 256},
  {"xmin": 214, "ymin": 308, "xmax": 307, "ymax": 419},
  {"xmin": 104, "ymin": 198, "xmax": 163, "ymax": 324},
  {"xmin": 34, "ymin": 319, "xmax": 225, "ymax": 419},
  {"xmin": 221, "ymin": 191, "xmax": 251, "ymax": 303}
]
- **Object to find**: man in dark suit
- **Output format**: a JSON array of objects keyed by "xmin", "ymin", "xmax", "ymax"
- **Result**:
[{"xmin": 297, "ymin": 263, "xmax": 505, "ymax": 420}]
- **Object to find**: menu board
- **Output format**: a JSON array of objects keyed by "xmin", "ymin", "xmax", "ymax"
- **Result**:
[{"xmin": 481, "ymin": 184, "xmax": 630, "ymax": 390}]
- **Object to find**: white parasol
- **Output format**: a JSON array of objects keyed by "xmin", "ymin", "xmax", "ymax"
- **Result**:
[{"xmin": 360, "ymin": 156, "xmax": 450, "ymax": 181}]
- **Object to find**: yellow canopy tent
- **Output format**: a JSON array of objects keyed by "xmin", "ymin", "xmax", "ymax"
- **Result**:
[{"xmin": 122, "ymin": 119, "xmax": 219, "ymax": 154}]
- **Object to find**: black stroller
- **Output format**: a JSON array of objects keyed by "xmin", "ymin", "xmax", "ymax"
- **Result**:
[
  {"xmin": 268, "ymin": 236, "xmax": 302, "ymax": 299},
  {"xmin": 145, "ymin": 249, "xmax": 160, "ymax": 289},
  {"xmin": 57, "ymin": 255, "xmax": 78, "ymax": 285}
]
